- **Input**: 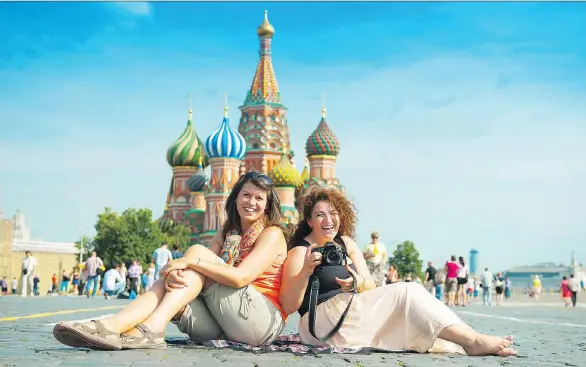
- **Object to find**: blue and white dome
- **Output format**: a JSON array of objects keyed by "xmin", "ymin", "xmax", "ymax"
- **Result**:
[{"xmin": 205, "ymin": 107, "xmax": 246, "ymax": 160}]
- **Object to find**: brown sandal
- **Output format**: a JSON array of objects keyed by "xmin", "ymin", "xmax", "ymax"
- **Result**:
[
  {"xmin": 53, "ymin": 320, "xmax": 122, "ymax": 350},
  {"xmin": 120, "ymin": 323, "xmax": 167, "ymax": 350}
]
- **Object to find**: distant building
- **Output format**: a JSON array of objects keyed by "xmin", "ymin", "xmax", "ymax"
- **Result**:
[
  {"xmin": 469, "ymin": 249, "xmax": 479, "ymax": 275},
  {"xmin": 504, "ymin": 253, "xmax": 585, "ymax": 292},
  {"xmin": 0, "ymin": 210, "xmax": 78, "ymax": 294}
]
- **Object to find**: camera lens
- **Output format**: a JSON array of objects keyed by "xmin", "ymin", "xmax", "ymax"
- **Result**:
[{"xmin": 326, "ymin": 251, "xmax": 340, "ymax": 265}]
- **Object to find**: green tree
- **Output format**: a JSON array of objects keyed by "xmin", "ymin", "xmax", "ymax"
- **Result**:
[
  {"xmin": 390, "ymin": 240, "xmax": 423, "ymax": 279},
  {"xmin": 92, "ymin": 207, "xmax": 193, "ymax": 267}
]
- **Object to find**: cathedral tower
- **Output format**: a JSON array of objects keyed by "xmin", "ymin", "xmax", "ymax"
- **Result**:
[
  {"xmin": 238, "ymin": 11, "xmax": 290, "ymax": 174},
  {"xmin": 185, "ymin": 158, "xmax": 207, "ymax": 245},
  {"xmin": 298, "ymin": 107, "xmax": 344, "ymax": 216},
  {"xmin": 200, "ymin": 106, "xmax": 247, "ymax": 247},
  {"xmin": 163, "ymin": 104, "xmax": 208, "ymax": 225}
]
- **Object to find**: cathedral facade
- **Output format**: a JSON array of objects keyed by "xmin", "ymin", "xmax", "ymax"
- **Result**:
[{"xmin": 159, "ymin": 12, "xmax": 345, "ymax": 246}]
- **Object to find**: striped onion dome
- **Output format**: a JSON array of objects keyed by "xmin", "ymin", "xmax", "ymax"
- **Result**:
[
  {"xmin": 205, "ymin": 107, "xmax": 246, "ymax": 160},
  {"xmin": 305, "ymin": 108, "xmax": 340, "ymax": 157},
  {"xmin": 157, "ymin": 206, "xmax": 175, "ymax": 232},
  {"xmin": 268, "ymin": 151, "xmax": 301, "ymax": 188},
  {"xmin": 187, "ymin": 158, "xmax": 207, "ymax": 192},
  {"xmin": 166, "ymin": 109, "xmax": 208, "ymax": 167}
]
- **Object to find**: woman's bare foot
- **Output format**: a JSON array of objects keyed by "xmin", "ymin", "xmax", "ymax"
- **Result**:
[{"xmin": 463, "ymin": 334, "xmax": 517, "ymax": 356}]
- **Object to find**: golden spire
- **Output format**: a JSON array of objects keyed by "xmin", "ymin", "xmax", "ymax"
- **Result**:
[
  {"xmin": 223, "ymin": 92, "xmax": 229, "ymax": 118},
  {"xmin": 321, "ymin": 92, "xmax": 326, "ymax": 118},
  {"xmin": 257, "ymin": 10, "xmax": 275, "ymax": 37},
  {"xmin": 188, "ymin": 92, "xmax": 193, "ymax": 120},
  {"xmin": 197, "ymin": 156, "xmax": 203, "ymax": 167}
]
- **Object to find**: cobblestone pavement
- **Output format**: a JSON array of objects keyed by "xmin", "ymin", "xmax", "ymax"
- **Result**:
[{"xmin": 1, "ymin": 293, "xmax": 585, "ymax": 367}]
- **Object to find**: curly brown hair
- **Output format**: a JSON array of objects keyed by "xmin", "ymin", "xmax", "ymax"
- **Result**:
[{"xmin": 288, "ymin": 188, "xmax": 357, "ymax": 249}]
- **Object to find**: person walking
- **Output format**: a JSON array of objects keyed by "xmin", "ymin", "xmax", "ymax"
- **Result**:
[
  {"xmin": 152, "ymin": 242, "xmax": 173, "ymax": 281},
  {"xmin": 127, "ymin": 260, "xmax": 143, "ymax": 296},
  {"xmin": 424, "ymin": 261, "xmax": 437, "ymax": 295},
  {"xmin": 84, "ymin": 251, "xmax": 104, "ymax": 298},
  {"xmin": 560, "ymin": 276, "xmax": 572, "ymax": 307},
  {"xmin": 0, "ymin": 277, "xmax": 8, "ymax": 295},
  {"xmin": 568, "ymin": 274, "xmax": 580, "ymax": 307},
  {"xmin": 171, "ymin": 244, "xmax": 184, "ymax": 260},
  {"xmin": 480, "ymin": 268, "xmax": 494, "ymax": 306},
  {"xmin": 445, "ymin": 256, "xmax": 459, "ymax": 306},
  {"xmin": 455, "ymin": 256, "xmax": 469, "ymax": 306},
  {"xmin": 363, "ymin": 231, "xmax": 387, "ymax": 287},
  {"xmin": 531, "ymin": 275, "xmax": 542, "ymax": 303},
  {"xmin": 33, "ymin": 274, "xmax": 40, "ymax": 296},
  {"xmin": 11, "ymin": 277, "xmax": 17, "ymax": 295},
  {"xmin": 21, "ymin": 251, "xmax": 38, "ymax": 297},
  {"xmin": 60, "ymin": 270, "xmax": 70, "ymax": 295}
]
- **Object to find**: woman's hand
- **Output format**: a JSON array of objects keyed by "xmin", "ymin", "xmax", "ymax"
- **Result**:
[
  {"xmin": 164, "ymin": 270, "xmax": 188, "ymax": 291},
  {"xmin": 161, "ymin": 258, "xmax": 191, "ymax": 278},
  {"xmin": 301, "ymin": 244, "xmax": 322, "ymax": 276},
  {"xmin": 335, "ymin": 265, "xmax": 364, "ymax": 293}
]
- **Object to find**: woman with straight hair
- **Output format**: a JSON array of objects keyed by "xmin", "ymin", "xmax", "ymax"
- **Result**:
[
  {"xmin": 280, "ymin": 188, "xmax": 517, "ymax": 356},
  {"xmin": 456, "ymin": 256, "xmax": 468, "ymax": 306},
  {"xmin": 53, "ymin": 171, "xmax": 288, "ymax": 350}
]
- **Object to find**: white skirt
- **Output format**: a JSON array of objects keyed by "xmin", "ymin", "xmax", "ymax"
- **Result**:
[{"xmin": 298, "ymin": 282, "xmax": 466, "ymax": 354}]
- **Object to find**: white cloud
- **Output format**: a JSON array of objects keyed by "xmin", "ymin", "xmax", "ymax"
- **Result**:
[{"xmin": 111, "ymin": 2, "xmax": 152, "ymax": 17}]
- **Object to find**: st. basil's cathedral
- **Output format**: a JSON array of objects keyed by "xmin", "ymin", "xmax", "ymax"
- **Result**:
[{"xmin": 159, "ymin": 11, "xmax": 344, "ymax": 247}]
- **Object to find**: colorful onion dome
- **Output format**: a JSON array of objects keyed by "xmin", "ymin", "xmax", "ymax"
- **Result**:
[
  {"xmin": 305, "ymin": 108, "xmax": 340, "ymax": 157},
  {"xmin": 157, "ymin": 205, "xmax": 175, "ymax": 232},
  {"xmin": 187, "ymin": 158, "xmax": 207, "ymax": 192},
  {"xmin": 298, "ymin": 158, "xmax": 310, "ymax": 188},
  {"xmin": 257, "ymin": 10, "xmax": 275, "ymax": 38},
  {"xmin": 166, "ymin": 109, "xmax": 207, "ymax": 167},
  {"xmin": 268, "ymin": 151, "xmax": 301, "ymax": 188},
  {"xmin": 205, "ymin": 107, "xmax": 246, "ymax": 160}
]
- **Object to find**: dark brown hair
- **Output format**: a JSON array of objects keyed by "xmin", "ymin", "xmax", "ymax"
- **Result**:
[
  {"xmin": 288, "ymin": 188, "xmax": 357, "ymax": 249},
  {"xmin": 222, "ymin": 171, "xmax": 281, "ymax": 239}
]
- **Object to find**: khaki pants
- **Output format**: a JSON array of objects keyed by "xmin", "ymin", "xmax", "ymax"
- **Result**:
[{"xmin": 172, "ymin": 272, "xmax": 285, "ymax": 346}]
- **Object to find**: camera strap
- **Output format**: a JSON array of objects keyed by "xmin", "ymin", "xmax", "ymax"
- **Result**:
[{"xmin": 308, "ymin": 272, "xmax": 358, "ymax": 342}]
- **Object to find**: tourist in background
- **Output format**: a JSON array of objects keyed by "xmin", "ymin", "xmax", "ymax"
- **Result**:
[
  {"xmin": 560, "ymin": 276, "xmax": 572, "ymax": 307},
  {"xmin": 386, "ymin": 264, "xmax": 399, "ymax": 284},
  {"xmin": 60, "ymin": 270, "xmax": 70, "ymax": 295},
  {"xmin": 146, "ymin": 263, "xmax": 156, "ymax": 291},
  {"xmin": 467, "ymin": 277, "xmax": 475, "ymax": 300},
  {"xmin": 84, "ymin": 251, "xmax": 104, "ymax": 298},
  {"xmin": 424, "ymin": 261, "xmax": 437, "ymax": 295},
  {"xmin": 152, "ymin": 242, "xmax": 173, "ymax": 281},
  {"xmin": 172, "ymin": 244, "xmax": 184, "ymax": 259},
  {"xmin": 118, "ymin": 263, "xmax": 128, "ymax": 291},
  {"xmin": 11, "ymin": 277, "xmax": 17, "ymax": 294},
  {"xmin": 504, "ymin": 277, "xmax": 512, "ymax": 298},
  {"xmin": 494, "ymin": 273, "xmax": 505, "ymax": 306},
  {"xmin": 435, "ymin": 271, "xmax": 445, "ymax": 300},
  {"xmin": 21, "ymin": 251, "xmax": 38, "ymax": 297},
  {"xmin": 445, "ymin": 256, "xmax": 459, "ymax": 306},
  {"xmin": 0, "ymin": 276, "xmax": 8, "ymax": 295},
  {"xmin": 480, "ymin": 268, "xmax": 494, "ymax": 306},
  {"xmin": 103, "ymin": 265, "xmax": 125, "ymax": 300},
  {"xmin": 72, "ymin": 271, "xmax": 80, "ymax": 296},
  {"xmin": 531, "ymin": 275, "xmax": 542, "ymax": 303},
  {"xmin": 568, "ymin": 274, "xmax": 580, "ymax": 307},
  {"xmin": 33, "ymin": 274, "xmax": 40, "ymax": 296},
  {"xmin": 363, "ymin": 231, "xmax": 387, "ymax": 287},
  {"xmin": 127, "ymin": 260, "xmax": 143, "ymax": 295},
  {"xmin": 456, "ymin": 256, "xmax": 468, "ymax": 306}
]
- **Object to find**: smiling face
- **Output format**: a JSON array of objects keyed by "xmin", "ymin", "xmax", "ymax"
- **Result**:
[
  {"xmin": 308, "ymin": 200, "xmax": 340, "ymax": 243},
  {"xmin": 236, "ymin": 182, "xmax": 268, "ymax": 226}
]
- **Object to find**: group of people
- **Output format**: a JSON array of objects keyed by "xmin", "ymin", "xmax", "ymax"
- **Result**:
[
  {"xmin": 560, "ymin": 274, "xmax": 581, "ymax": 307},
  {"xmin": 52, "ymin": 171, "xmax": 516, "ymax": 357}
]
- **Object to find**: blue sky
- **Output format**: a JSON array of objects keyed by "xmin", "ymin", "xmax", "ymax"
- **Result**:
[{"xmin": 1, "ymin": 2, "xmax": 585, "ymax": 271}]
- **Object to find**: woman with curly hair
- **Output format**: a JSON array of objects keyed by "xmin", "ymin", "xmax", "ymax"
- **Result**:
[
  {"xmin": 280, "ymin": 188, "xmax": 517, "ymax": 356},
  {"xmin": 53, "ymin": 172, "xmax": 288, "ymax": 350}
]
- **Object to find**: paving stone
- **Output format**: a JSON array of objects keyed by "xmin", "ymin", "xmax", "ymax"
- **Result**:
[{"xmin": 0, "ymin": 293, "xmax": 584, "ymax": 366}]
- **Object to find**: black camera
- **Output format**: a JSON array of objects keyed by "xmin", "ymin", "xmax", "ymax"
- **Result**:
[{"xmin": 312, "ymin": 241, "xmax": 346, "ymax": 267}]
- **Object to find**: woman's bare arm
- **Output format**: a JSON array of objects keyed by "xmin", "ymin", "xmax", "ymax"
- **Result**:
[
  {"xmin": 343, "ymin": 236, "xmax": 377, "ymax": 292},
  {"xmin": 186, "ymin": 227, "xmax": 286, "ymax": 288},
  {"xmin": 279, "ymin": 246, "xmax": 313, "ymax": 315}
]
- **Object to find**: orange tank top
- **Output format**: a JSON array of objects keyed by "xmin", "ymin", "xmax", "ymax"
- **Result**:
[{"xmin": 247, "ymin": 255, "xmax": 288, "ymax": 322}]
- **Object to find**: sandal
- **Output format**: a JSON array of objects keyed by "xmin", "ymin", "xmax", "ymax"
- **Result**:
[
  {"xmin": 120, "ymin": 323, "xmax": 167, "ymax": 350},
  {"xmin": 53, "ymin": 320, "xmax": 122, "ymax": 350}
]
